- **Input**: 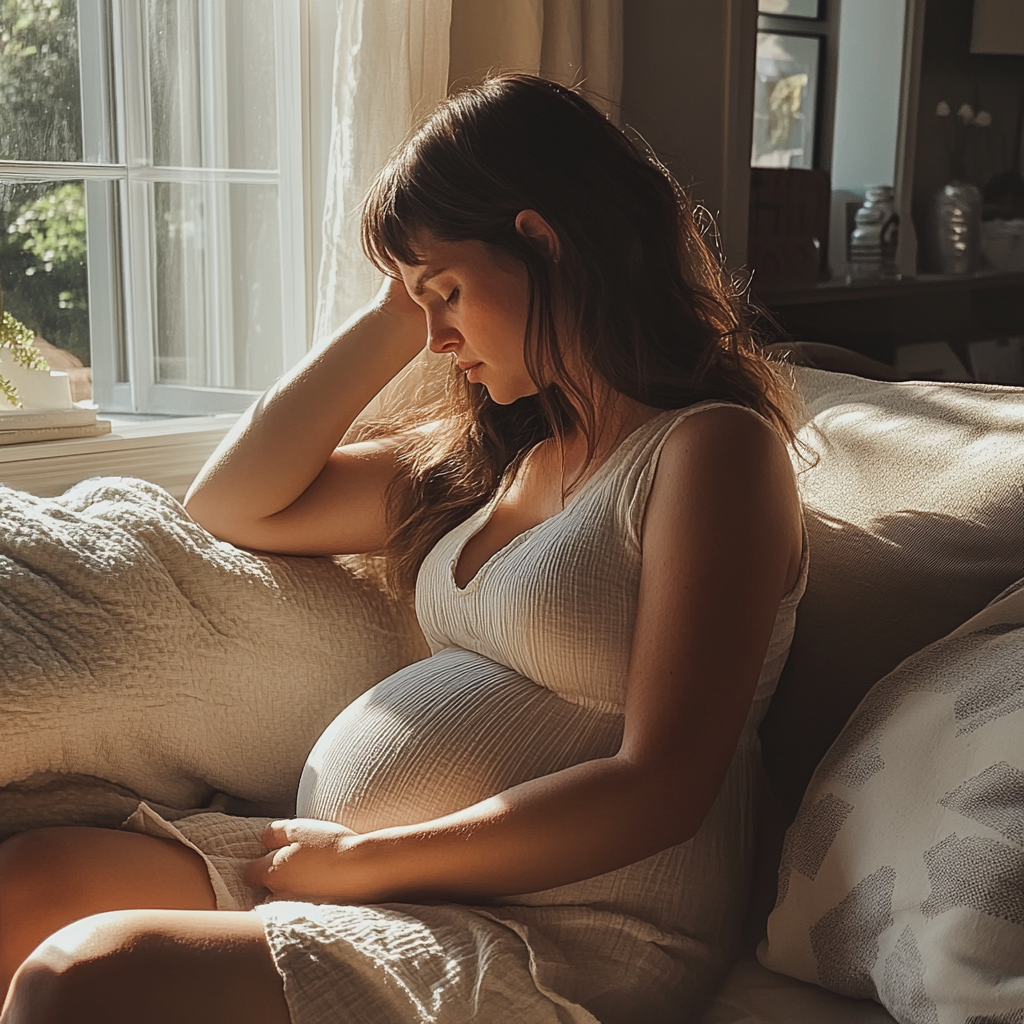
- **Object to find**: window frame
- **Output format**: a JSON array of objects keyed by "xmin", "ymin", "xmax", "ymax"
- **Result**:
[{"xmin": 0, "ymin": 0, "xmax": 310, "ymax": 417}]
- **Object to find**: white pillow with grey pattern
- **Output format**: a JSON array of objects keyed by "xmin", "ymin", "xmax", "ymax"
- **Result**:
[{"xmin": 759, "ymin": 578, "xmax": 1024, "ymax": 1024}]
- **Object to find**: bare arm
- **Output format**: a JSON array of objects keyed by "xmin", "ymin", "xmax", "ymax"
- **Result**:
[
  {"xmin": 248, "ymin": 407, "xmax": 804, "ymax": 900},
  {"xmin": 183, "ymin": 278, "xmax": 427, "ymax": 555}
]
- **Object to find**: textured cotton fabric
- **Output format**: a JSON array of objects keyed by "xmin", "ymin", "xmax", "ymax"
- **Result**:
[{"xmin": 132, "ymin": 404, "xmax": 808, "ymax": 1024}]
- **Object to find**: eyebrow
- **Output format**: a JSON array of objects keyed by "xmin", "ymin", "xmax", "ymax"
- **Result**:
[{"xmin": 412, "ymin": 266, "xmax": 448, "ymax": 295}]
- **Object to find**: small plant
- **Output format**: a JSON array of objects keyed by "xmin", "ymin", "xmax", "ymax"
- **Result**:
[{"xmin": 0, "ymin": 279, "xmax": 50, "ymax": 408}]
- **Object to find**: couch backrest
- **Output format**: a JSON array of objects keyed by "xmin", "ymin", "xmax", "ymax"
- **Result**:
[{"xmin": 760, "ymin": 367, "xmax": 1024, "ymax": 813}]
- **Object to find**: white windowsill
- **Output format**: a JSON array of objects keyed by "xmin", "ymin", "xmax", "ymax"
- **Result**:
[{"xmin": 0, "ymin": 414, "xmax": 238, "ymax": 500}]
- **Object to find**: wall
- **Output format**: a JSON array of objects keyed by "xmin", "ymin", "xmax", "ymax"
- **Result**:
[
  {"xmin": 912, "ymin": 0, "xmax": 1024, "ymax": 271},
  {"xmin": 823, "ymin": 0, "xmax": 907, "ymax": 274},
  {"xmin": 831, "ymin": 0, "xmax": 907, "ymax": 193},
  {"xmin": 621, "ymin": 0, "xmax": 907, "ymax": 273},
  {"xmin": 620, "ymin": 0, "xmax": 757, "ymax": 267}
]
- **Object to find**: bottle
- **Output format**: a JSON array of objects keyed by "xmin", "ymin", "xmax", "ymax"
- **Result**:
[
  {"xmin": 848, "ymin": 187, "xmax": 900, "ymax": 279},
  {"xmin": 865, "ymin": 185, "xmax": 899, "ymax": 273},
  {"xmin": 935, "ymin": 182, "xmax": 982, "ymax": 275},
  {"xmin": 848, "ymin": 203, "xmax": 884, "ymax": 279}
]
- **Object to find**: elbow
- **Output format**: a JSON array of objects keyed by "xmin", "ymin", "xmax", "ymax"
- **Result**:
[
  {"xmin": 182, "ymin": 488, "xmax": 245, "ymax": 545},
  {"xmin": 181, "ymin": 487, "xmax": 217, "ymax": 533},
  {"xmin": 616, "ymin": 756, "xmax": 714, "ymax": 852}
]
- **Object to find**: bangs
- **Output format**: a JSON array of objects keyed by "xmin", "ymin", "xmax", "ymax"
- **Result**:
[{"xmin": 361, "ymin": 158, "xmax": 431, "ymax": 275}]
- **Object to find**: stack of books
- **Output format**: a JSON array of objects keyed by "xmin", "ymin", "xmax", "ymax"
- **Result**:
[
  {"xmin": 0, "ymin": 347, "xmax": 111, "ymax": 446},
  {"xmin": 0, "ymin": 406, "xmax": 112, "ymax": 446}
]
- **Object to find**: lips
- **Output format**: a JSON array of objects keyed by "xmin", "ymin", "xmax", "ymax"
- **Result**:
[{"xmin": 457, "ymin": 361, "xmax": 481, "ymax": 372}]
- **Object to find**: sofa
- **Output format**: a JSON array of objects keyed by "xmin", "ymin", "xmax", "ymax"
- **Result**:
[{"xmin": 1, "ymin": 364, "xmax": 1022, "ymax": 1023}]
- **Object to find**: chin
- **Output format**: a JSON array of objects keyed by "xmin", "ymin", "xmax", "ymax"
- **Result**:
[
  {"xmin": 482, "ymin": 381, "xmax": 540, "ymax": 406},
  {"xmin": 485, "ymin": 389, "xmax": 519, "ymax": 406}
]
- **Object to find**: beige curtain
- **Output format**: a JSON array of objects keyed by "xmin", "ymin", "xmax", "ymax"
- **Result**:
[{"xmin": 448, "ymin": 0, "xmax": 623, "ymax": 117}]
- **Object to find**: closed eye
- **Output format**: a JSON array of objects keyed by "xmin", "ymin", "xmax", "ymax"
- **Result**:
[{"xmin": 445, "ymin": 287, "xmax": 460, "ymax": 307}]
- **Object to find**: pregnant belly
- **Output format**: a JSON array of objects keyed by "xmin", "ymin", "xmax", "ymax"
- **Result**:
[{"xmin": 297, "ymin": 648, "xmax": 623, "ymax": 833}]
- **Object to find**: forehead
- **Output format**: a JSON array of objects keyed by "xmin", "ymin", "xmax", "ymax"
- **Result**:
[
  {"xmin": 401, "ymin": 234, "xmax": 487, "ymax": 266},
  {"xmin": 397, "ymin": 236, "xmax": 496, "ymax": 292}
]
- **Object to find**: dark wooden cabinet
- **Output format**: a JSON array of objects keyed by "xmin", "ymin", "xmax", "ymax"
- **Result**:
[{"xmin": 756, "ymin": 271, "xmax": 1024, "ymax": 366}]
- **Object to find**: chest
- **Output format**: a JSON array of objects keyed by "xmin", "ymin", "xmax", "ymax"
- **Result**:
[
  {"xmin": 416, "ymin": 464, "xmax": 646, "ymax": 711},
  {"xmin": 454, "ymin": 438, "xmax": 591, "ymax": 590}
]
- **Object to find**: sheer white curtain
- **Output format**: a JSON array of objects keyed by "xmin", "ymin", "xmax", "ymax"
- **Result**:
[
  {"xmin": 314, "ymin": 0, "xmax": 623, "ymax": 426},
  {"xmin": 314, "ymin": 0, "xmax": 452, "ymax": 346}
]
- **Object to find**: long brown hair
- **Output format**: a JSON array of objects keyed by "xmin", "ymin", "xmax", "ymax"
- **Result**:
[{"xmin": 362, "ymin": 73, "xmax": 794, "ymax": 594}]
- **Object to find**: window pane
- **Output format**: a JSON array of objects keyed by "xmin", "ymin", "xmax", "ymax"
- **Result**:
[
  {"xmin": 758, "ymin": 0, "xmax": 821, "ymax": 17},
  {"xmin": 751, "ymin": 32, "xmax": 821, "ymax": 170},
  {"xmin": 154, "ymin": 181, "xmax": 282, "ymax": 391},
  {"xmin": 148, "ymin": 0, "xmax": 278, "ymax": 170},
  {"xmin": 0, "ymin": 0, "xmax": 83, "ymax": 162},
  {"xmin": 0, "ymin": 179, "xmax": 92, "ymax": 401}
]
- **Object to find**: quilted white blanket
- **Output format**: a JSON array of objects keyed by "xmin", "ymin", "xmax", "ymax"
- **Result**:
[{"xmin": 0, "ymin": 477, "xmax": 428, "ymax": 839}]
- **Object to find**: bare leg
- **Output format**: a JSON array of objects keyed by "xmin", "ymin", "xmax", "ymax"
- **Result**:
[
  {"xmin": 0, "ymin": 826, "xmax": 217, "ymax": 995},
  {"xmin": 2, "ymin": 908, "xmax": 290, "ymax": 1024}
]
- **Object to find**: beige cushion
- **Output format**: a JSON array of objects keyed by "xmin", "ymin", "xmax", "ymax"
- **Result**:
[
  {"xmin": 0, "ymin": 476, "xmax": 428, "ymax": 838},
  {"xmin": 761, "ymin": 368, "xmax": 1024, "ymax": 813}
]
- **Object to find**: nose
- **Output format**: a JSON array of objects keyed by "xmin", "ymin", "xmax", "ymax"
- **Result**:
[{"xmin": 425, "ymin": 312, "xmax": 461, "ymax": 355}]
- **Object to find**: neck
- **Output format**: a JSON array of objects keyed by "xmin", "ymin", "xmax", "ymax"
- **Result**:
[{"xmin": 562, "ymin": 378, "xmax": 658, "ymax": 456}]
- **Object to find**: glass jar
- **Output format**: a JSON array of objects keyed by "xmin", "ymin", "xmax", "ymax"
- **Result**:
[{"xmin": 934, "ymin": 182, "xmax": 982, "ymax": 275}]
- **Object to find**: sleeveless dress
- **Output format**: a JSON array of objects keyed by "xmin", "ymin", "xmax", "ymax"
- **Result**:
[{"xmin": 125, "ymin": 402, "xmax": 808, "ymax": 1024}]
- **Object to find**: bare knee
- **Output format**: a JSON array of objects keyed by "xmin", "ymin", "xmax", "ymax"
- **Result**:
[
  {"xmin": 6, "ymin": 911, "xmax": 189, "ymax": 1023},
  {"xmin": 0, "ymin": 828, "xmax": 124, "ymax": 921},
  {"xmin": 4, "ymin": 910, "xmax": 289, "ymax": 1024},
  {"xmin": 3, "ymin": 911, "xmax": 144, "ymax": 1023},
  {"xmin": 0, "ymin": 826, "xmax": 215, "ymax": 1002},
  {"xmin": 0, "ymin": 829, "xmax": 100, "ymax": 984},
  {"xmin": 0, "ymin": 829, "xmax": 61, "ymax": 905},
  {"xmin": 0, "ymin": 830, "xmax": 65, "ymax": 993}
]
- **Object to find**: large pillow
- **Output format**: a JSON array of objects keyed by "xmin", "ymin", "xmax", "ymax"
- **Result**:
[
  {"xmin": 761, "ymin": 369, "xmax": 1024, "ymax": 813},
  {"xmin": 758, "ymin": 580, "xmax": 1024, "ymax": 1023},
  {"xmin": 0, "ymin": 477, "xmax": 428, "ymax": 838}
]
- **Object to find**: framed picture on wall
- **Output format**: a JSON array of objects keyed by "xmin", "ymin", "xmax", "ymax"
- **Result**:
[
  {"xmin": 757, "ymin": 0, "xmax": 822, "ymax": 18},
  {"xmin": 750, "ymin": 31, "xmax": 823, "ymax": 169}
]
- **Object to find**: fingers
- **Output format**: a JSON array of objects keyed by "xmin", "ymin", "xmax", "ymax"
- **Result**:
[
  {"xmin": 262, "ymin": 820, "xmax": 293, "ymax": 850},
  {"xmin": 261, "ymin": 819, "xmax": 358, "ymax": 851},
  {"xmin": 243, "ymin": 849, "xmax": 280, "ymax": 888}
]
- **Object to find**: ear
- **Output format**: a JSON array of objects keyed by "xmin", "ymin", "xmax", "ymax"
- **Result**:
[{"xmin": 515, "ymin": 209, "xmax": 561, "ymax": 263}]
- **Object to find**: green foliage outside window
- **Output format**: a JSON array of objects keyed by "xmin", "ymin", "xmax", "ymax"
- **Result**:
[
  {"xmin": 0, "ymin": 279, "xmax": 50, "ymax": 407},
  {"xmin": 0, "ymin": 0, "xmax": 90, "ymax": 368}
]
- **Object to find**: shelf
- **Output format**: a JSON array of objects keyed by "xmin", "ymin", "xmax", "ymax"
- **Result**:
[{"xmin": 756, "ymin": 270, "xmax": 1024, "ymax": 307}]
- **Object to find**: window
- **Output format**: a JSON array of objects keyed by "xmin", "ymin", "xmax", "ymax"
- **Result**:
[
  {"xmin": 752, "ymin": 0, "xmax": 835, "ymax": 171},
  {"xmin": 0, "ymin": 0, "xmax": 308, "ymax": 415}
]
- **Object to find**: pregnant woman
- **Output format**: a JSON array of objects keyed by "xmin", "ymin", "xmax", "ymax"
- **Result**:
[{"xmin": 0, "ymin": 75, "xmax": 806, "ymax": 1024}]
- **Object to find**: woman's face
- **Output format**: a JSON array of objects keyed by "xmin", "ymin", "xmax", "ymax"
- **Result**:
[{"xmin": 397, "ymin": 235, "xmax": 538, "ymax": 406}]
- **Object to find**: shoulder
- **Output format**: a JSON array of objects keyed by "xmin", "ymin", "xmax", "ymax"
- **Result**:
[
  {"xmin": 642, "ymin": 403, "xmax": 802, "ymax": 590},
  {"xmin": 649, "ymin": 403, "xmax": 796, "ymax": 503},
  {"xmin": 660, "ymin": 402, "xmax": 789, "ymax": 465}
]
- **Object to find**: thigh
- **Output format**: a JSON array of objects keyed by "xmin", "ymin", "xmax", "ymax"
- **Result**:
[
  {"xmin": 3, "ymin": 909, "xmax": 290, "ymax": 1024},
  {"xmin": 0, "ymin": 826, "xmax": 216, "ymax": 991}
]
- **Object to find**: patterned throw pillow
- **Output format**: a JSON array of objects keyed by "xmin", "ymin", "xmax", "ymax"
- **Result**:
[{"xmin": 759, "ymin": 580, "xmax": 1024, "ymax": 1024}]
